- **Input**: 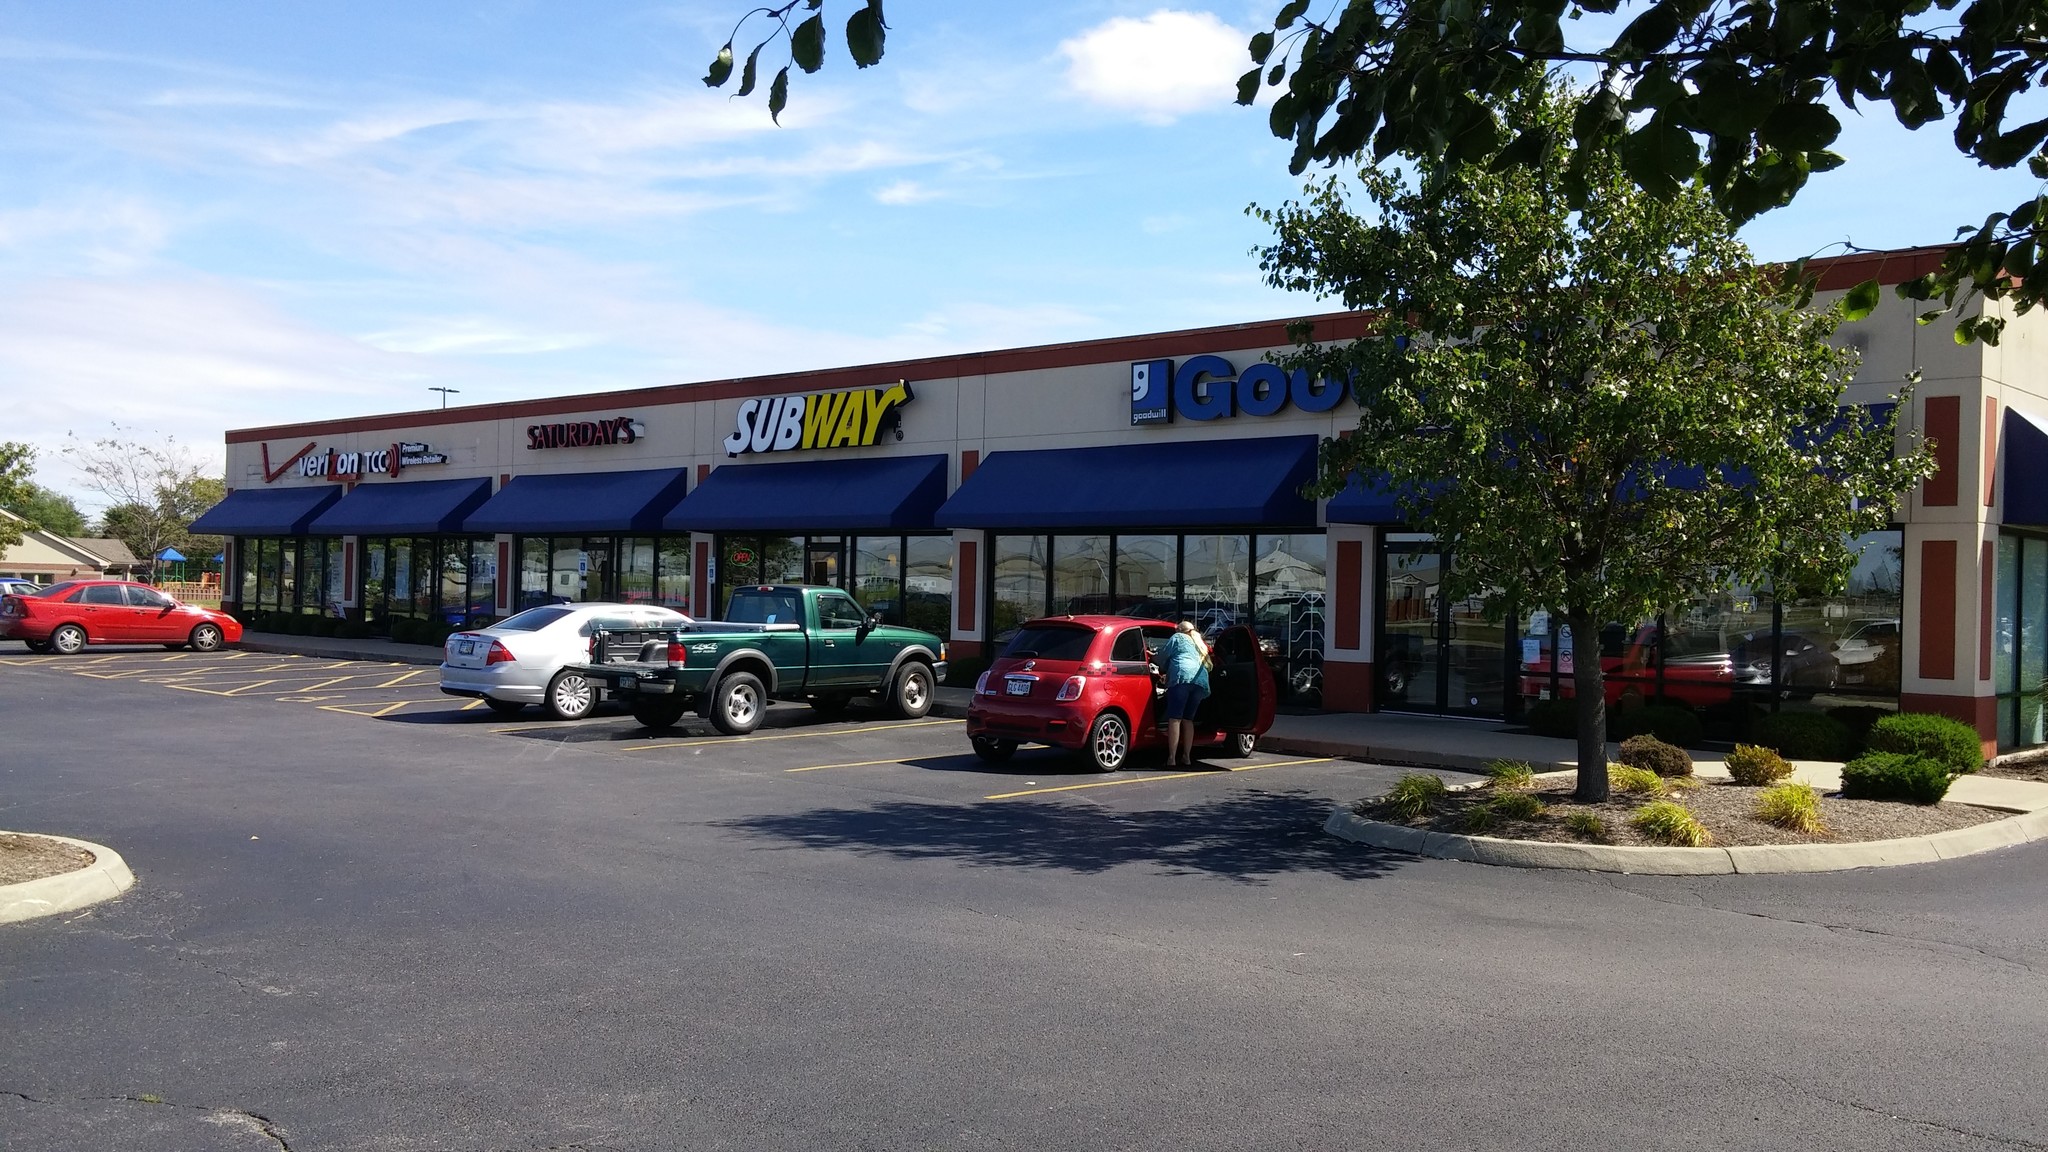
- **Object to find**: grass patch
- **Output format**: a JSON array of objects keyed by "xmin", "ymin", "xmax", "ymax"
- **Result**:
[
  {"xmin": 1380, "ymin": 772, "xmax": 1450, "ymax": 820},
  {"xmin": 1483, "ymin": 759, "xmax": 1536, "ymax": 790},
  {"xmin": 1754, "ymin": 782, "xmax": 1828, "ymax": 835},
  {"xmin": 1564, "ymin": 811, "xmax": 1609, "ymax": 842},
  {"xmin": 1490, "ymin": 790, "xmax": 1548, "ymax": 819},
  {"xmin": 1631, "ymin": 800, "xmax": 1712, "ymax": 846},
  {"xmin": 1609, "ymin": 764, "xmax": 1665, "ymax": 796},
  {"xmin": 1462, "ymin": 804, "xmax": 1499, "ymax": 833}
]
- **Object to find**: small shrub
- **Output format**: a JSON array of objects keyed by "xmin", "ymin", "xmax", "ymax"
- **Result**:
[
  {"xmin": 1381, "ymin": 773, "xmax": 1449, "ymax": 821},
  {"xmin": 1754, "ymin": 711, "xmax": 1853, "ymax": 761},
  {"xmin": 1724, "ymin": 743, "xmax": 1794, "ymax": 786},
  {"xmin": 1866, "ymin": 712, "xmax": 1985, "ymax": 776},
  {"xmin": 1666, "ymin": 774, "xmax": 1702, "ymax": 792},
  {"xmin": 1462, "ymin": 804, "xmax": 1499, "ymax": 833},
  {"xmin": 1565, "ymin": 812, "xmax": 1609, "ymax": 842},
  {"xmin": 1490, "ymin": 790, "xmax": 1547, "ymax": 820},
  {"xmin": 1755, "ymin": 782, "xmax": 1828, "ymax": 835},
  {"xmin": 1610, "ymin": 703, "xmax": 1704, "ymax": 747},
  {"xmin": 1841, "ymin": 752, "xmax": 1953, "ymax": 804},
  {"xmin": 1618, "ymin": 734, "xmax": 1694, "ymax": 778},
  {"xmin": 1826, "ymin": 705, "xmax": 1894, "ymax": 754},
  {"xmin": 1523, "ymin": 698, "xmax": 1576, "ymax": 738},
  {"xmin": 1632, "ymin": 800, "xmax": 1712, "ymax": 847},
  {"xmin": 1484, "ymin": 759, "xmax": 1536, "ymax": 790},
  {"xmin": 1609, "ymin": 764, "xmax": 1665, "ymax": 796}
]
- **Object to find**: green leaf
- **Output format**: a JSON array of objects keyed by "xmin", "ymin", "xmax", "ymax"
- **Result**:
[
  {"xmin": 1758, "ymin": 102, "xmax": 1840, "ymax": 152},
  {"xmin": 792, "ymin": 13, "xmax": 826, "ymax": 73},
  {"xmin": 1619, "ymin": 116, "xmax": 1699, "ymax": 197},
  {"xmin": 1275, "ymin": 0, "xmax": 1311, "ymax": 28},
  {"xmin": 847, "ymin": 2, "xmax": 886, "ymax": 68},
  {"xmin": 1613, "ymin": 1, "xmax": 1680, "ymax": 56},
  {"xmin": 768, "ymin": 66, "xmax": 790, "ymax": 123},
  {"xmin": 1840, "ymin": 278, "xmax": 1881, "ymax": 321},
  {"xmin": 1917, "ymin": 309, "xmax": 1947, "ymax": 325},
  {"xmin": 1237, "ymin": 66, "xmax": 1263, "ymax": 106},
  {"xmin": 737, "ymin": 42, "xmax": 764, "ymax": 97},
  {"xmin": 1250, "ymin": 30, "xmax": 1276, "ymax": 64},
  {"xmin": 703, "ymin": 43, "xmax": 734, "ymax": 88}
]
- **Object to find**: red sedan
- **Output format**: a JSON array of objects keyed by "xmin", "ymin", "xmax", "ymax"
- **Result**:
[
  {"xmin": 0, "ymin": 579, "xmax": 243, "ymax": 655},
  {"xmin": 966, "ymin": 615, "xmax": 1276, "ymax": 772}
]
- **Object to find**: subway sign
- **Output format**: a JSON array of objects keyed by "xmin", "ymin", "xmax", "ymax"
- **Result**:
[
  {"xmin": 724, "ymin": 381, "xmax": 912, "ymax": 457},
  {"xmin": 1131, "ymin": 357, "xmax": 1350, "ymax": 425}
]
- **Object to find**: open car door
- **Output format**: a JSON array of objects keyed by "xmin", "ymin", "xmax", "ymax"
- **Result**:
[{"xmin": 1204, "ymin": 625, "xmax": 1276, "ymax": 733}]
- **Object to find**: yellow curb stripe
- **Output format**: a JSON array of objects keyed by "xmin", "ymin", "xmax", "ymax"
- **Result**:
[
  {"xmin": 617, "ymin": 717, "xmax": 962, "ymax": 753},
  {"xmin": 983, "ymin": 757, "xmax": 1333, "ymax": 799},
  {"xmin": 785, "ymin": 757, "xmax": 911, "ymax": 773}
]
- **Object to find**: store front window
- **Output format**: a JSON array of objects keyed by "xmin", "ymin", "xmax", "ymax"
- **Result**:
[
  {"xmin": 1995, "ymin": 533, "xmax": 2048, "ymax": 748},
  {"xmin": 716, "ymin": 534, "xmax": 949, "ymax": 631},
  {"xmin": 357, "ymin": 536, "xmax": 492, "ymax": 629},
  {"xmin": 515, "ymin": 535, "xmax": 687, "ymax": 609}
]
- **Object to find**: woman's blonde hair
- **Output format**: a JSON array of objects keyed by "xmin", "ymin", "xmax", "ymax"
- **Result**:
[{"xmin": 1176, "ymin": 619, "xmax": 1211, "ymax": 659}]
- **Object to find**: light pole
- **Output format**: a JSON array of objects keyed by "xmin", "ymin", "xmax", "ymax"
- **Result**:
[{"xmin": 429, "ymin": 387, "xmax": 460, "ymax": 409}]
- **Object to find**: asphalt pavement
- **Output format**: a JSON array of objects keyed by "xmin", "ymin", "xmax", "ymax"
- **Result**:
[{"xmin": 3, "ymin": 642, "xmax": 2046, "ymax": 1151}]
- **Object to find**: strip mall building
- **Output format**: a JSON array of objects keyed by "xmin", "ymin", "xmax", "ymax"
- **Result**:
[{"xmin": 195, "ymin": 247, "xmax": 2048, "ymax": 752}]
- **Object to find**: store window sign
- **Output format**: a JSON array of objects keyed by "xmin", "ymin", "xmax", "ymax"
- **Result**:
[
  {"xmin": 267, "ymin": 440, "xmax": 447, "ymax": 483},
  {"xmin": 1130, "ymin": 357, "xmax": 1350, "ymax": 426},
  {"xmin": 724, "ymin": 380, "xmax": 912, "ymax": 457}
]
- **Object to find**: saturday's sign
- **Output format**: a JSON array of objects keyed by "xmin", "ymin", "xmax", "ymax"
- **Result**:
[
  {"xmin": 527, "ymin": 415, "xmax": 646, "ymax": 450},
  {"xmin": 723, "ymin": 381, "xmax": 912, "ymax": 457}
]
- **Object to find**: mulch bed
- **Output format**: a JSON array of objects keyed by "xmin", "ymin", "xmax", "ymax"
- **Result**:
[
  {"xmin": 1982, "ymin": 758, "xmax": 2048, "ymax": 784},
  {"xmin": 1360, "ymin": 777, "xmax": 2008, "ymax": 848},
  {"xmin": 0, "ymin": 833, "xmax": 95, "ymax": 886}
]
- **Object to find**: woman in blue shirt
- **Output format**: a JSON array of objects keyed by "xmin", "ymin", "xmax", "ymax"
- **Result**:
[{"xmin": 1159, "ymin": 619, "xmax": 1211, "ymax": 766}]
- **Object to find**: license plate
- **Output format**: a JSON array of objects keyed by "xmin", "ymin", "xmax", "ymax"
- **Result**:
[
  {"xmin": 458, "ymin": 640, "xmax": 475, "ymax": 656},
  {"xmin": 1005, "ymin": 678, "xmax": 1032, "ymax": 696},
  {"xmin": 620, "ymin": 675, "xmax": 637, "ymax": 689}
]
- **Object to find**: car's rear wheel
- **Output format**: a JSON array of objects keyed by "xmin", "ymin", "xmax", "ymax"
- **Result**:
[
  {"xmin": 971, "ymin": 736, "xmax": 1017, "ymax": 763},
  {"xmin": 545, "ymin": 670, "xmax": 596, "ymax": 721},
  {"xmin": 632, "ymin": 700, "xmax": 689, "ymax": 730},
  {"xmin": 1084, "ymin": 712, "xmax": 1129, "ymax": 772},
  {"xmin": 24, "ymin": 639, "xmax": 52, "ymax": 654},
  {"xmin": 189, "ymin": 623, "xmax": 224, "ymax": 653},
  {"xmin": 49, "ymin": 624, "xmax": 86, "ymax": 656},
  {"xmin": 484, "ymin": 698, "xmax": 527, "ymax": 716},
  {"xmin": 1227, "ymin": 731, "xmax": 1258, "ymax": 758},
  {"xmin": 708, "ymin": 671, "xmax": 766, "ymax": 736},
  {"xmin": 890, "ymin": 662, "xmax": 934, "ymax": 719}
]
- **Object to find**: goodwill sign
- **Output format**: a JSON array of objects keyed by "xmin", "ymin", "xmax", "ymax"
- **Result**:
[
  {"xmin": 1131, "ymin": 356, "xmax": 1351, "ymax": 425},
  {"xmin": 724, "ymin": 381, "xmax": 912, "ymax": 456}
]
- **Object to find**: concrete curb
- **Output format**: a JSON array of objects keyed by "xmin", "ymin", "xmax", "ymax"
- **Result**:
[
  {"xmin": 1257, "ymin": 735, "xmax": 1574, "ymax": 774},
  {"xmin": 0, "ymin": 833, "xmax": 135, "ymax": 924},
  {"xmin": 236, "ymin": 639, "xmax": 441, "ymax": 667},
  {"xmin": 1323, "ymin": 804, "xmax": 2048, "ymax": 875}
]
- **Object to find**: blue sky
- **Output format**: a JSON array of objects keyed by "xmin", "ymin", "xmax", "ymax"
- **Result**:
[{"xmin": 1, "ymin": 1, "xmax": 2037, "ymax": 511}]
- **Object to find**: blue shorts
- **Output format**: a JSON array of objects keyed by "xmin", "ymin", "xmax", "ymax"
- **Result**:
[{"xmin": 1165, "ymin": 682, "xmax": 1208, "ymax": 721}]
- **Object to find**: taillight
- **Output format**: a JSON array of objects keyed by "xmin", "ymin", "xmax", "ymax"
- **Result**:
[
  {"xmin": 1056, "ymin": 675, "xmax": 1085, "ymax": 701},
  {"xmin": 974, "ymin": 671, "xmax": 991, "ymax": 695},
  {"xmin": 486, "ymin": 641, "xmax": 515, "ymax": 665},
  {"xmin": 666, "ymin": 638, "xmax": 688, "ymax": 664}
]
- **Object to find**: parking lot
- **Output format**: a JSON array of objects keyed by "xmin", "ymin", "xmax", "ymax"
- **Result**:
[{"xmin": 0, "ymin": 643, "xmax": 1405, "ymax": 810}]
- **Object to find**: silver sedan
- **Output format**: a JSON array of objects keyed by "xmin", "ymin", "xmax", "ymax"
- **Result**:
[{"xmin": 439, "ymin": 602, "xmax": 692, "ymax": 720}]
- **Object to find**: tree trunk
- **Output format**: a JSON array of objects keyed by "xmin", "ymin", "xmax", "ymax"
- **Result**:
[{"xmin": 1568, "ymin": 609, "xmax": 1610, "ymax": 802}]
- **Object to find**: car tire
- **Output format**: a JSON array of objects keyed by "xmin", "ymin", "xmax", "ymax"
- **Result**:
[
  {"xmin": 162, "ymin": 644, "xmax": 184, "ymax": 651},
  {"xmin": 971, "ymin": 736, "xmax": 1017, "ymax": 763},
  {"xmin": 24, "ymin": 639, "xmax": 52, "ymax": 654},
  {"xmin": 1084, "ymin": 711, "xmax": 1130, "ymax": 773},
  {"xmin": 1227, "ymin": 731, "xmax": 1258, "ymax": 758},
  {"xmin": 545, "ymin": 670, "xmax": 597, "ymax": 721},
  {"xmin": 189, "ymin": 623, "xmax": 224, "ymax": 653},
  {"xmin": 49, "ymin": 624, "xmax": 86, "ymax": 656},
  {"xmin": 484, "ymin": 698, "xmax": 527, "ymax": 716},
  {"xmin": 889, "ymin": 662, "xmax": 934, "ymax": 719},
  {"xmin": 708, "ymin": 671, "xmax": 766, "ymax": 736},
  {"xmin": 632, "ymin": 700, "xmax": 689, "ymax": 730},
  {"xmin": 809, "ymin": 695, "xmax": 851, "ymax": 718}
]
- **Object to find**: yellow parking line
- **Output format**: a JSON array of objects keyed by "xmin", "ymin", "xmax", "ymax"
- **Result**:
[
  {"xmin": 222, "ymin": 680, "xmax": 282, "ymax": 696},
  {"xmin": 785, "ymin": 757, "xmax": 911, "ymax": 774},
  {"xmin": 73, "ymin": 669, "xmax": 156, "ymax": 680},
  {"xmin": 376, "ymin": 669, "xmax": 430, "ymax": 688},
  {"xmin": 618, "ymin": 717, "xmax": 962, "ymax": 753},
  {"xmin": 165, "ymin": 683, "xmax": 244, "ymax": 697},
  {"xmin": 983, "ymin": 757, "xmax": 1334, "ymax": 800}
]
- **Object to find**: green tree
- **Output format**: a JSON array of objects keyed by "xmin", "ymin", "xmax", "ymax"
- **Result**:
[
  {"xmin": 2, "ymin": 483, "xmax": 88, "ymax": 537},
  {"xmin": 0, "ymin": 442, "xmax": 37, "ymax": 550},
  {"xmin": 66, "ymin": 427, "xmax": 218, "ymax": 581},
  {"xmin": 708, "ymin": 0, "xmax": 2043, "ymax": 340},
  {"xmin": 1250, "ymin": 82, "xmax": 1931, "ymax": 799}
]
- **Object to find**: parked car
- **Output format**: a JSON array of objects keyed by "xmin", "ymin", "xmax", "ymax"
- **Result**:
[
  {"xmin": 0, "ymin": 579, "xmax": 44, "ymax": 598},
  {"xmin": 0, "ymin": 579, "xmax": 242, "ymax": 654},
  {"xmin": 1832, "ymin": 618, "xmax": 1900, "ymax": 686},
  {"xmin": 965, "ymin": 615, "xmax": 1276, "ymax": 771},
  {"xmin": 568, "ymin": 585, "xmax": 948, "ymax": 733},
  {"xmin": 1519, "ymin": 623, "xmax": 1833, "ymax": 707},
  {"xmin": 439, "ymin": 602, "xmax": 692, "ymax": 720}
]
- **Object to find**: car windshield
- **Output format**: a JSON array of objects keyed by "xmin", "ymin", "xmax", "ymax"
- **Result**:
[
  {"xmin": 31, "ymin": 581, "xmax": 75, "ymax": 598},
  {"xmin": 1002, "ymin": 625, "xmax": 1096, "ymax": 661},
  {"xmin": 494, "ymin": 606, "xmax": 575, "ymax": 632}
]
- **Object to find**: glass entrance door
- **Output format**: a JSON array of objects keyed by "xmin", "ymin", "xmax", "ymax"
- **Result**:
[
  {"xmin": 806, "ymin": 539, "xmax": 844, "ymax": 587},
  {"xmin": 1379, "ymin": 540, "xmax": 1511, "ymax": 718}
]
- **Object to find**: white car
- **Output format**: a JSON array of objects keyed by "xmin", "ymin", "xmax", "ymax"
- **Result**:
[{"xmin": 439, "ymin": 602, "xmax": 692, "ymax": 720}]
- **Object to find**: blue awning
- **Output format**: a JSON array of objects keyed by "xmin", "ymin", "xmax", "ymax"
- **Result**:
[
  {"xmin": 463, "ymin": 468, "xmax": 690, "ymax": 534},
  {"xmin": 2006, "ymin": 407, "xmax": 2048, "ymax": 526},
  {"xmin": 666, "ymin": 454, "xmax": 949, "ymax": 532},
  {"xmin": 154, "ymin": 548, "xmax": 187, "ymax": 562},
  {"xmin": 307, "ymin": 477, "xmax": 494, "ymax": 536},
  {"xmin": 188, "ymin": 486, "xmax": 343, "ymax": 536},
  {"xmin": 1326, "ymin": 474, "xmax": 1406, "ymax": 525},
  {"xmin": 936, "ymin": 435, "xmax": 1318, "ymax": 529}
]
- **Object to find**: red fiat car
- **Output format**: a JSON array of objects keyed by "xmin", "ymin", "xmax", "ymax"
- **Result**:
[
  {"xmin": 0, "ymin": 579, "xmax": 243, "ymax": 655},
  {"xmin": 966, "ymin": 615, "xmax": 1277, "ymax": 771}
]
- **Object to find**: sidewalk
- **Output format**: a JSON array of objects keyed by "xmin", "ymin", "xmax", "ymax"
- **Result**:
[{"xmin": 232, "ymin": 631, "xmax": 2048, "ymax": 810}]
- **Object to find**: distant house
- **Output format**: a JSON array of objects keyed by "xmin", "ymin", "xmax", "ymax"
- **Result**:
[{"xmin": 0, "ymin": 508, "xmax": 145, "ymax": 582}]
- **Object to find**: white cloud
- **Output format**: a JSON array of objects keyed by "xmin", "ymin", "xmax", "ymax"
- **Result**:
[
  {"xmin": 875, "ymin": 180, "xmax": 941, "ymax": 205},
  {"xmin": 360, "ymin": 317, "xmax": 596, "ymax": 356},
  {"xmin": 1058, "ymin": 9, "xmax": 1248, "ymax": 124},
  {"xmin": 0, "ymin": 194, "xmax": 171, "ymax": 273}
]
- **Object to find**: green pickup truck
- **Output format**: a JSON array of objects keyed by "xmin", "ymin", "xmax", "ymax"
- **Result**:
[{"xmin": 568, "ymin": 584, "xmax": 948, "ymax": 734}]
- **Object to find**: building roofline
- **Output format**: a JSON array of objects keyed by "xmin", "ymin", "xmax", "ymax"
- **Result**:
[{"xmin": 222, "ymin": 243, "xmax": 1951, "ymax": 446}]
